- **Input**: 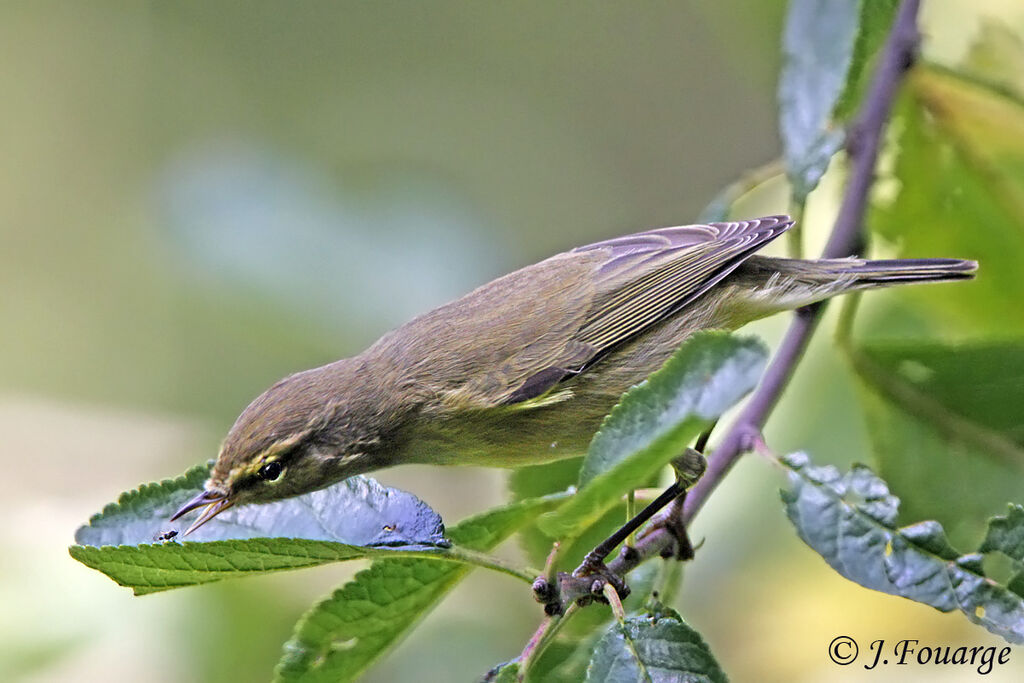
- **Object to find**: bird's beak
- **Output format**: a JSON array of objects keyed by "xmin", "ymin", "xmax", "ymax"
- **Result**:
[{"xmin": 169, "ymin": 489, "xmax": 235, "ymax": 536}]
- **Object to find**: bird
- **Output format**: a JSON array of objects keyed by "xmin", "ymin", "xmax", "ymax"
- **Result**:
[{"xmin": 171, "ymin": 215, "xmax": 976, "ymax": 533}]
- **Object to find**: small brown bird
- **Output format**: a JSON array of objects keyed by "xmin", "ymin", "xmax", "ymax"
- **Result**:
[{"xmin": 172, "ymin": 215, "xmax": 976, "ymax": 533}]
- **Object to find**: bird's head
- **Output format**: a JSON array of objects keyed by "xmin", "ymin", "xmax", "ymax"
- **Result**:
[{"xmin": 170, "ymin": 363, "xmax": 385, "ymax": 534}]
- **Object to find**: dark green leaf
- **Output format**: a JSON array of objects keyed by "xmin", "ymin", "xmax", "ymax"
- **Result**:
[
  {"xmin": 980, "ymin": 505, "xmax": 1024, "ymax": 569},
  {"xmin": 778, "ymin": 0, "xmax": 896, "ymax": 201},
  {"xmin": 274, "ymin": 493, "xmax": 569, "ymax": 683},
  {"xmin": 852, "ymin": 341, "xmax": 1024, "ymax": 544},
  {"xmin": 860, "ymin": 342, "xmax": 1024, "ymax": 441},
  {"xmin": 538, "ymin": 332, "xmax": 766, "ymax": 540},
  {"xmin": 780, "ymin": 452, "xmax": 1024, "ymax": 644},
  {"xmin": 585, "ymin": 606, "xmax": 727, "ymax": 683}
]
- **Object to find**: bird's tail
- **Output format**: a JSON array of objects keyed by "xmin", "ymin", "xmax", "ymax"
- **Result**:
[
  {"xmin": 730, "ymin": 255, "xmax": 977, "ymax": 316},
  {"xmin": 801, "ymin": 257, "xmax": 978, "ymax": 286}
]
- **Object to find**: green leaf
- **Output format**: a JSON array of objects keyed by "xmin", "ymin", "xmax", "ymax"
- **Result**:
[
  {"xmin": 509, "ymin": 457, "xmax": 584, "ymax": 567},
  {"xmin": 537, "ymin": 332, "xmax": 767, "ymax": 541},
  {"xmin": 69, "ymin": 464, "xmax": 487, "ymax": 595},
  {"xmin": 778, "ymin": 0, "xmax": 897, "ymax": 201},
  {"xmin": 852, "ymin": 341, "xmax": 1024, "ymax": 544},
  {"xmin": 962, "ymin": 20, "xmax": 1024, "ymax": 98},
  {"xmin": 585, "ymin": 606, "xmax": 727, "ymax": 683},
  {"xmin": 509, "ymin": 461, "xmax": 662, "ymax": 579},
  {"xmin": 780, "ymin": 452, "xmax": 1024, "ymax": 644},
  {"xmin": 833, "ymin": 0, "xmax": 899, "ymax": 118},
  {"xmin": 274, "ymin": 493, "xmax": 568, "ymax": 683},
  {"xmin": 873, "ymin": 66, "xmax": 1024, "ymax": 335},
  {"xmin": 980, "ymin": 505, "xmax": 1024, "ymax": 570},
  {"xmin": 74, "ymin": 463, "xmax": 446, "ymax": 548}
]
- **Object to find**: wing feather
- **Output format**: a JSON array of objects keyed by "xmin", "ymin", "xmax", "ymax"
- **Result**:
[
  {"xmin": 399, "ymin": 215, "xmax": 793, "ymax": 410},
  {"xmin": 570, "ymin": 215, "xmax": 792, "ymax": 365}
]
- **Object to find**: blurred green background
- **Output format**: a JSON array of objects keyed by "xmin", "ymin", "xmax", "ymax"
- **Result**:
[{"xmin": 4, "ymin": 1, "xmax": 1024, "ymax": 681}]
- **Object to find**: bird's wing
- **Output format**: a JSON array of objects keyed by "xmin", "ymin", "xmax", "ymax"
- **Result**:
[
  {"xmin": 385, "ymin": 215, "xmax": 793, "ymax": 412},
  {"xmin": 499, "ymin": 215, "xmax": 793, "ymax": 404}
]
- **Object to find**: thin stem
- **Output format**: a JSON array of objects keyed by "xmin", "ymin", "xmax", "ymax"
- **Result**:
[
  {"xmin": 786, "ymin": 200, "xmax": 806, "ymax": 259},
  {"xmin": 655, "ymin": 556, "xmax": 684, "ymax": 606},
  {"xmin": 694, "ymin": 419, "xmax": 717, "ymax": 454},
  {"xmin": 518, "ymin": 603, "xmax": 579, "ymax": 681},
  {"xmin": 516, "ymin": 615, "xmax": 553, "ymax": 682},
  {"xmin": 542, "ymin": 542, "xmax": 561, "ymax": 584},
  {"xmin": 626, "ymin": 490, "xmax": 637, "ymax": 546},
  {"xmin": 603, "ymin": 583, "xmax": 627, "ymax": 623},
  {"xmin": 630, "ymin": 488, "xmax": 670, "ymax": 503},
  {"xmin": 834, "ymin": 290, "xmax": 862, "ymax": 349},
  {"xmin": 423, "ymin": 546, "xmax": 540, "ymax": 584}
]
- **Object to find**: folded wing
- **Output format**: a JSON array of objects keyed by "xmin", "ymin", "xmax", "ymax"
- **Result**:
[{"xmin": 501, "ymin": 215, "xmax": 793, "ymax": 404}]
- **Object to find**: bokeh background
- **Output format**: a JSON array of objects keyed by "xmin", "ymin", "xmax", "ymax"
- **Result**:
[{"xmin": 4, "ymin": 2, "xmax": 1024, "ymax": 681}]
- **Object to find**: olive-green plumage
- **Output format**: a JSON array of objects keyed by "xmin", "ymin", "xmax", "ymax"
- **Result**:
[{"xmin": 172, "ymin": 215, "xmax": 976, "ymax": 532}]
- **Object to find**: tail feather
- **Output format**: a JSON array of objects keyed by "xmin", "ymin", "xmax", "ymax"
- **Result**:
[
  {"xmin": 743, "ymin": 255, "xmax": 978, "ymax": 285},
  {"xmin": 729, "ymin": 255, "xmax": 977, "ymax": 318},
  {"xmin": 823, "ymin": 257, "xmax": 978, "ymax": 284}
]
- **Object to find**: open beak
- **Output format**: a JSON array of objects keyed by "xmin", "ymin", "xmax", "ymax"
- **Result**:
[{"xmin": 169, "ymin": 489, "xmax": 235, "ymax": 536}]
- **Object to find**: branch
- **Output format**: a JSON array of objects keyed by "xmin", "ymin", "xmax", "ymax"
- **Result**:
[
  {"xmin": 525, "ymin": 0, "xmax": 923, "ymax": 622},
  {"xmin": 682, "ymin": 0, "xmax": 922, "ymax": 523}
]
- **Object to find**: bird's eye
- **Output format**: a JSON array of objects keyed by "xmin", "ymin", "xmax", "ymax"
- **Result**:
[{"xmin": 258, "ymin": 461, "xmax": 283, "ymax": 481}]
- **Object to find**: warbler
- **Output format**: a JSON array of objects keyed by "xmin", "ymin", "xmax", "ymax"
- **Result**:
[{"xmin": 172, "ymin": 215, "xmax": 976, "ymax": 533}]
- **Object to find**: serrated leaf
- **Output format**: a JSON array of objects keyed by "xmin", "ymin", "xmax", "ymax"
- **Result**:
[
  {"xmin": 980, "ymin": 505, "xmax": 1024, "ymax": 569},
  {"xmin": 537, "ymin": 332, "xmax": 767, "ymax": 541},
  {"xmin": 852, "ymin": 341, "xmax": 1024, "ymax": 544},
  {"xmin": 778, "ymin": 0, "xmax": 896, "ymax": 201},
  {"xmin": 75, "ymin": 463, "xmax": 445, "ymax": 548},
  {"xmin": 70, "ymin": 464, "xmax": 475, "ymax": 594},
  {"xmin": 274, "ymin": 493, "xmax": 568, "ymax": 683},
  {"xmin": 780, "ymin": 452, "xmax": 1024, "ymax": 644},
  {"xmin": 585, "ymin": 606, "xmax": 727, "ymax": 683}
]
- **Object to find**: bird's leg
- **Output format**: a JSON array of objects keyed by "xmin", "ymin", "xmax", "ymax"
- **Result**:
[
  {"xmin": 638, "ymin": 447, "xmax": 708, "ymax": 560},
  {"xmin": 577, "ymin": 483, "xmax": 684, "ymax": 575},
  {"xmin": 532, "ymin": 425, "xmax": 715, "ymax": 615},
  {"xmin": 565, "ymin": 425, "xmax": 714, "ymax": 605}
]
